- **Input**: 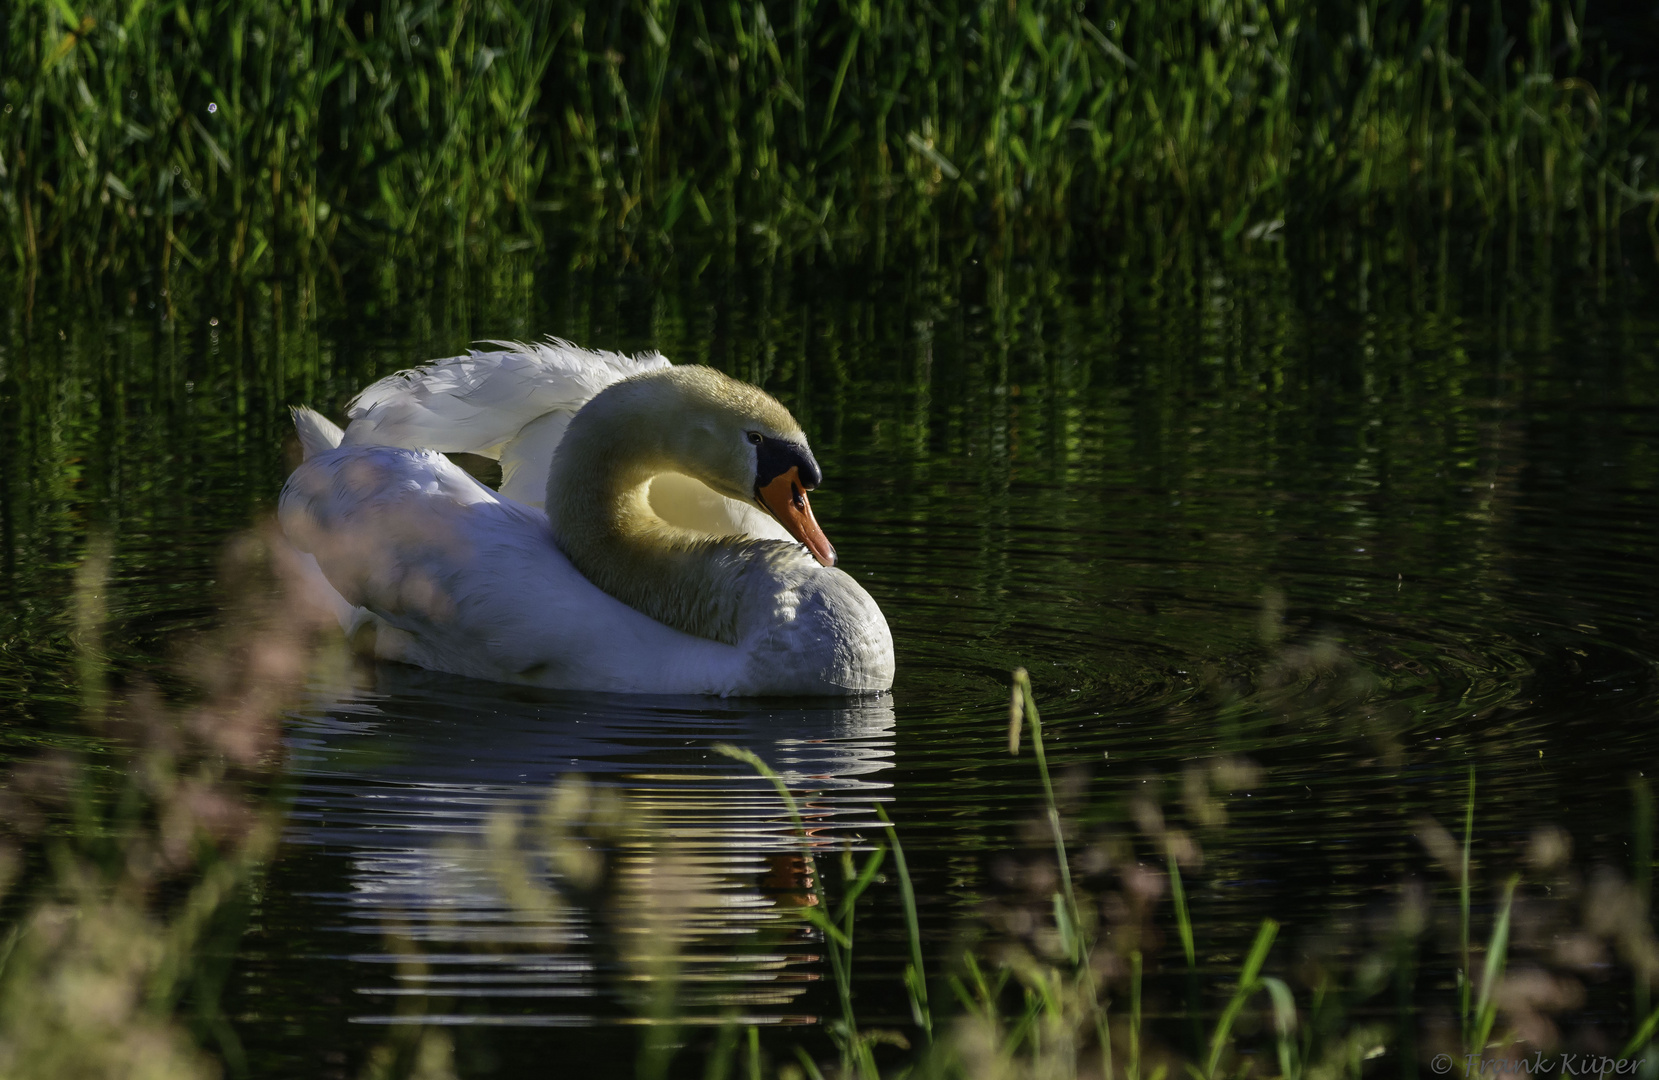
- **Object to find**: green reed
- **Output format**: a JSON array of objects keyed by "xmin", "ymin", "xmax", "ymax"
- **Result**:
[
  {"xmin": 714, "ymin": 743, "xmax": 889, "ymax": 1080},
  {"xmin": 875, "ymin": 802, "xmax": 932, "ymax": 1041},
  {"xmin": 1460, "ymin": 767, "xmax": 1476, "ymax": 1044},
  {"xmin": 1635, "ymin": 776, "xmax": 1654, "ymax": 1030},
  {"xmin": 3, "ymin": 0, "xmax": 1654, "ymax": 274},
  {"xmin": 1, "ymin": 0, "xmax": 556, "ymax": 273},
  {"xmin": 1010, "ymin": 666, "xmax": 1084, "ymax": 963}
]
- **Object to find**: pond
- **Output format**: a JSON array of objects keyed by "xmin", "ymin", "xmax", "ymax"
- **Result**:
[{"xmin": 3, "ymin": 227, "xmax": 1659, "ymax": 1077}]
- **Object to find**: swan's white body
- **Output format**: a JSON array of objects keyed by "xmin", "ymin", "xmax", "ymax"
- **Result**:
[{"xmin": 279, "ymin": 341, "xmax": 894, "ymax": 696}]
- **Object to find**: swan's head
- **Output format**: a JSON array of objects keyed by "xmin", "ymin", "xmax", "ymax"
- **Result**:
[{"xmin": 595, "ymin": 366, "xmax": 838, "ymax": 567}]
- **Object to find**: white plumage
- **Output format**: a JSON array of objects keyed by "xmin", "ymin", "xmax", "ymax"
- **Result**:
[
  {"xmin": 340, "ymin": 340, "xmax": 669, "ymax": 507},
  {"xmin": 279, "ymin": 339, "xmax": 894, "ymax": 696},
  {"xmin": 290, "ymin": 405, "xmax": 345, "ymax": 458}
]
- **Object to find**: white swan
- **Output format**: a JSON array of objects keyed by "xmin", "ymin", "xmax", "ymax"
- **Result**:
[{"xmin": 278, "ymin": 340, "xmax": 895, "ymax": 696}]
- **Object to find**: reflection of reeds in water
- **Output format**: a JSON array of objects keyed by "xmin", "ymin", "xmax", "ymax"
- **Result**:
[{"xmin": 4, "ymin": 0, "xmax": 1655, "ymax": 273}]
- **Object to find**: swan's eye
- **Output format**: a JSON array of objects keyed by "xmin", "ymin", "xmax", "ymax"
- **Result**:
[{"xmin": 746, "ymin": 431, "xmax": 763, "ymax": 445}]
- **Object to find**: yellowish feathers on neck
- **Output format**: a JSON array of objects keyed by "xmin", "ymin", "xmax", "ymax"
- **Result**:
[{"xmin": 545, "ymin": 366, "xmax": 814, "ymax": 643}]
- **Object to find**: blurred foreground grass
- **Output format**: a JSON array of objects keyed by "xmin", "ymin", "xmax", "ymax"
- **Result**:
[
  {"xmin": 0, "ymin": 530, "xmax": 341, "ymax": 1078},
  {"xmin": 4, "ymin": 538, "xmax": 1658, "ymax": 1078},
  {"xmin": 2, "ymin": 0, "xmax": 1656, "ymax": 275}
]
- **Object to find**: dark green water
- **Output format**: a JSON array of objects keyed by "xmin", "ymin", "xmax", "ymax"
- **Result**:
[{"xmin": 4, "ymin": 229, "xmax": 1659, "ymax": 1076}]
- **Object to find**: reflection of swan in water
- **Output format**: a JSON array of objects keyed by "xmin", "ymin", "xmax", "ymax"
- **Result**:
[{"xmin": 284, "ymin": 667, "xmax": 896, "ymax": 1027}]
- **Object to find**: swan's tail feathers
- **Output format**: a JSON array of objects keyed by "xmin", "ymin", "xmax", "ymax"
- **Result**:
[
  {"xmin": 340, "ymin": 337, "xmax": 670, "ymax": 457},
  {"xmin": 291, "ymin": 406, "xmax": 346, "ymax": 459}
]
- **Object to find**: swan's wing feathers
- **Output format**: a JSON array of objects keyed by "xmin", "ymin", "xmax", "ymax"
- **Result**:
[
  {"xmin": 290, "ymin": 406, "xmax": 345, "ymax": 459},
  {"xmin": 481, "ymin": 338, "xmax": 671, "ymax": 404},
  {"xmin": 279, "ymin": 446, "xmax": 534, "ymax": 618},
  {"xmin": 278, "ymin": 444, "xmax": 745, "ymax": 691},
  {"xmin": 341, "ymin": 338, "xmax": 669, "ymax": 458}
]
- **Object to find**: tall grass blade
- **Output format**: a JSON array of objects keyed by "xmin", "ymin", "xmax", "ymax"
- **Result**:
[
  {"xmin": 1130, "ymin": 949, "xmax": 1143, "ymax": 1080},
  {"xmin": 1170, "ymin": 845, "xmax": 1203, "ymax": 1057},
  {"xmin": 876, "ymin": 804, "xmax": 932, "ymax": 1039},
  {"xmin": 1261, "ymin": 976, "xmax": 1302, "ymax": 1080},
  {"xmin": 1460, "ymin": 767, "xmax": 1476, "ymax": 1043},
  {"xmin": 1169, "ymin": 851, "xmax": 1196, "ymax": 970},
  {"xmin": 1013, "ymin": 668, "xmax": 1083, "ymax": 964},
  {"xmin": 1620, "ymin": 1004, "xmax": 1659, "ymax": 1060},
  {"xmin": 1635, "ymin": 776, "xmax": 1654, "ymax": 1033},
  {"xmin": 1203, "ymin": 918, "xmax": 1280, "ymax": 1080},
  {"xmin": 704, "ymin": 1022, "xmax": 740, "ymax": 1080},
  {"xmin": 1470, "ymin": 877, "xmax": 1518, "ymax": 1053}
]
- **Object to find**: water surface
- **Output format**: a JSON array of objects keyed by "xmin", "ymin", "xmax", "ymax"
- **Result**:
[{"xmin": 3, "ymin": 230, "xmax": 1659, "ymax": 1076}]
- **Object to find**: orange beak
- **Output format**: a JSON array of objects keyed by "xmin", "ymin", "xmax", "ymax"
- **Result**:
[{"xmin": 758, "ymin": 466, "xmax": 836, "ymax": 567}]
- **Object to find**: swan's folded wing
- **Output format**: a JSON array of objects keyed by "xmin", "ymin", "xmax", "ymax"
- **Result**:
[
  {"xmin": 277, "ymin": 445, "xmax": 748, "ymax": 692},
  {"xmin": 340, "ymin": 338, "xmax": 669, "ymax": 462},
  {"xmin": 279, "ymin": 445, "xmax": 513, "ymax": 621}
]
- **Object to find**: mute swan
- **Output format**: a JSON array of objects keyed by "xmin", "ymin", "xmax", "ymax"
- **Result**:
[{"xmin": 279, "ymin": 340, "xmax": 895, "ymax": 696}]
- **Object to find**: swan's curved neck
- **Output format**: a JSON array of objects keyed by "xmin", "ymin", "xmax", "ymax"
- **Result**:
[{"xmin": 545, "ymin": 394, "xmax": 763, "ymax": 644}]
